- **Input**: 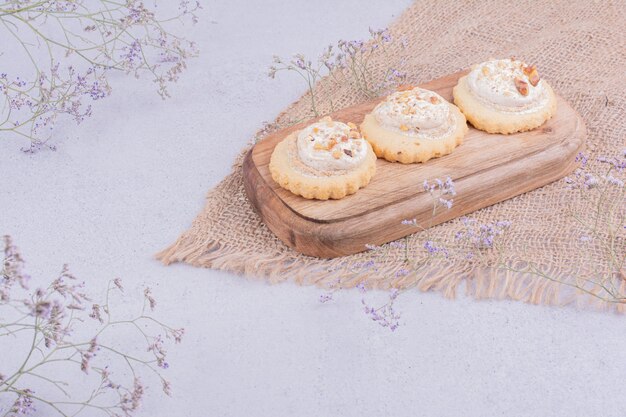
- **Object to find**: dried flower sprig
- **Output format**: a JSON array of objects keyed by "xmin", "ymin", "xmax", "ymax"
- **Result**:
[
  {"xmin": 320, "ymin": 177, "xmax": 458, "ymax": 331},
  {"xmin": 359, "ymin": 284, "xmax": 401, "ymax": 331},
  {"xmin": 0, "ymin": 236, "xmax": 184, "ymax": 417},
  {"xmin": 516, "ymin": 150, "xmax": 626, "ymax": 304},
  {"xmin": 423, "ymin": 176, "xmax": 456, "ymax": 213},
  {"xmin": 269, "ymin": 28, "xmax": 406, "ymax": 117},
  {"xmin": 0, "ymin": 0, "xmax": 200, "ymax": 151}
]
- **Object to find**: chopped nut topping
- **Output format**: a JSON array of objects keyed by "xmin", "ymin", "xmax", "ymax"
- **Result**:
[
  {"xmin": 402, "ymin": 108, "xmax": 410, "ymax": 115},
  {"xmin": 349, "ymin": 130, "xmax": 360, "ymax": 139},
  {"xmin": 528, "ymin": 71, "xmax": 540, "ymax": 87},
  {"xmin": 522, "ymin": 64, "xmax": 540, "ymax": 84},
  {"xmin": 514, "ymin": 77, "xmax": 529, "ymax": 96},
  {"xmin": 523, "ymin": 65, "xmax": 540, "ymax": 87},
  {"xmin": 397, "ymin": 84, "xmax": 415, "ymax": 91},
  {"xmin": 314, "ymin": 143, "xmax": 325, "ymax": 150},
  {"xmin": 332, "ymin": 149, "xmax": 342, "ymax": 159},
  {"xmin": 522, "ymin": 64, "xmax": 534, "ymax": 75},
  {"xmin": 399, "ymin": 124, "xmax": 409, "ymax": 131},
  {"xmin": 429, "ymin": 96, "xmax": 440, "ymax": 104},
  {"xmin": 312, "ymin": 127, "xmax": 319, "ymax": 133},
  {"xmin": 343, "ymin": 149, "xmax": 353, "ymax": 157},
  {"xmin": 327, "ymin": 138, "xmax": 337, "ymax": 149},
  {"xmin": 340, "ymin": 135, "xmax": 348, "ymax": 142}
]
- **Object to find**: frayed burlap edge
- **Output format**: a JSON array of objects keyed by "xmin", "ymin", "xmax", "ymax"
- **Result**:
[{"xmin": 157, "ymin": 229, "xmax": 625, "ymax": 314}]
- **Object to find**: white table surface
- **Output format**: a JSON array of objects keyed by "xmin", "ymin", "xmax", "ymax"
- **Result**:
[{"xmin": 1, "ymin": 1, "xmax": 625, "ymax": 416}]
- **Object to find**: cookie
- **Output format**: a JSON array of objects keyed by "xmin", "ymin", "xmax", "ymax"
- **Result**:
[
  {"xmin": 453, "ymin": 58, "xmax": 557, "ymax": 134},
  {"xmin": 360, "ymin": 87, "xmax": 468, "ymax": 164},
  {"xmin": 269, "ymin": 117, "xmax": 377, "ymax": 200}
]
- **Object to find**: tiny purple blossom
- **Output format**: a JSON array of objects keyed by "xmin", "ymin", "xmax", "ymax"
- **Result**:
[
  {"xmin": 584, "ymin": 173, "xmax": 599, "ymax": 189},
  {"xmin": 604, "ymin": 175, "xmax": 624, "ymax": 187},
  {"xmin": 113, "ymin": 278, "xmax": 124, "ymax": 291},
  {"xmin": 10, "ymin": 389, "xmax": 36, "ymax": 415},
  {"xmin": 424, "ymin": 240, "xmax": 438, "ymax": 254},
  {"xmin": 319, "ymin": 292, "xmax": 333, "ymax": 303},
  {"xmin": 395, "ymin": 269, "xmax": 409, "ymax": 277}
]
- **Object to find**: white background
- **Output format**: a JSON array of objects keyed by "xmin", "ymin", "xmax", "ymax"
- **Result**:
[{"xmin": 1, "ymin": 1, "xmax": 625, "ymax": 416}]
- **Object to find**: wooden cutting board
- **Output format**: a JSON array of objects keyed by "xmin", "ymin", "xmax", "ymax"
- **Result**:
[{"xmin": 243, "ymin": 71, "xmax": 586, "ymax": 258}]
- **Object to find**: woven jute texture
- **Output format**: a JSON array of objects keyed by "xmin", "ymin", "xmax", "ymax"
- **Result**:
[{"xmin": 159, "ymin": 0, "xmax": 626, "ymax": 312}]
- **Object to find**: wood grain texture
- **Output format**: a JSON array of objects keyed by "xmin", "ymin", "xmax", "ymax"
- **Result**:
[{"xmin": 243, "ymin": 72, "xmax": 586, "ymax": 258}]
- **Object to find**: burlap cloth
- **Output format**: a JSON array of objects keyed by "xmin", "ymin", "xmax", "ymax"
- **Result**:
[{"xmin": 159, "ymin": 0, "xmax": 626, "ymax": 312}]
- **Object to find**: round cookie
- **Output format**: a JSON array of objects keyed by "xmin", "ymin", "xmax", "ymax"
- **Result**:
[
  {"xmin": 269, "ymin": 117, "xmax": 377, "ymax": 200},
  {"xmin": 360, "ymin": 87, "xmax": 468, "ymax": 164},
  {"xmin": 453, "ymin": 58, "xmax": 557, "ymax": 134}
]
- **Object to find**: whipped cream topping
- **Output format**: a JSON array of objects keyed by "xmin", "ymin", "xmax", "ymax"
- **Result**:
[
  {"xmin": 466, "ymin": 59, "xmax": 548, "ymax": 112},
  {"xmin": 372, "ymin": 87, "xmax": 454, "ymax": 138},
  {"xmin": 296, "ymin": 118, "xmax": 368, "ymax": 172}
]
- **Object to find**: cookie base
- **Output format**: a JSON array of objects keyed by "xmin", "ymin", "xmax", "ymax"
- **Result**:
[
  {"xmin": 269, "ymin": 134, "xmax": 377, "ymax": 200},
  {"xmin": 453, "ymin": 76, "xmax": 557, "ymax": 135},
  {"xmin": 360, "ymin": 104, "xmax": 468, "ymax": 164}
]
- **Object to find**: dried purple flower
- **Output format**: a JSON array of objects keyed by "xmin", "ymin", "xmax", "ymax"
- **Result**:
[
  {"xmin": 170, "ymin": 328, "xmax": 185, "ymax": 344},
  {"xmin": 162, "ymin": 379, "xmax": 172, "ymax": 396},
  {"xmin": 319, "ymin": 293, "xmax": 334, "ymax": 303},
  {"xmin": 390, "ymin": 241, "xmax": 406, "ymax": 249},
  {"xmin": 113, "ymin": 277, "xmax": 124, "ymax": 292},
  {"xmin": 81, "ymin": 337, "xmax": 99, "ymax": 374},
  {"xmin": 456, "ymin": 218, "xmax": 511, "ymax": 250},
  {"xmin": 424, "ymin": 240, "xmax": 437, "ymax": 253},
  {"xmin": 439, "ymin": 198, "xmax": 453, "ymax": 209},
  {"xmin": 10, "ymin": 389, "xmax": 36, "ymax": 416},
  {"xmin": 1, "ymin": 237, "xmax": 183, "ymax": 416},
  {"xmin": 2, "ymin": 1, "xmax": 199, "ymax": 150},
  {"xmin": 604, "ymin": 174, "xmax": 624, "ymax": 187},
  {"xmin": 361, "ymin": 290, "xmax": 401, "ymax": 332},
  {"xmin": 269, "ymin": 26, "xmax": 408, "ymax": 114},
  {"xmin": 89, "ymin": 304, "xmax": 104, "ymax": 323},
  {"xmin": 31, "ymin": 300, "xmax": 52, "ymax": 319},
  {"xmin": 1, "ymin": 235, "xmax": 30, "ymax": 301},
  {"xmin": 395, "ymin": 269, "xmax": 410, "ymax": 277},
  {"xmin": 584, "ymin": 173, "xmax": 599, "ymax": 189},
  {"xmin": 423, "ymin": 240, "xmax": 449, "ymax": 257},
  {"xmin": 120, "ymin": 378, "xmax": 144, "ymax": 413},
  {"xmin": 423, "ymin": 177, "xmax": 456, "ymax": 209},
  {"xmin": 144, "ymin": 287, "xmax": 157, "ymax": 311}
]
